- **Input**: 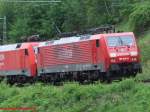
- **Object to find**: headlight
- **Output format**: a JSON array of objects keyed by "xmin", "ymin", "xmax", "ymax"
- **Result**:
[
  {"xmin": 110, "ymin": 53, "xmax": 117, "ymax": 58},
  {"xmin": 130, "ymin": 51, "xmax": 138, "ymax": 56},
  {"xmin": 110, "ymin": 58, "xmax": 116, "ymax": 63},
  {"xmin": 131, "ymin": 57, "xmax": 137, "ymax": 61}
]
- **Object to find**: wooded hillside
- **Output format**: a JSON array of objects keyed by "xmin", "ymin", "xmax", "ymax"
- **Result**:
[{"xmin": 0, "ymin": 0, "xmax": 149, "ymax": 42}]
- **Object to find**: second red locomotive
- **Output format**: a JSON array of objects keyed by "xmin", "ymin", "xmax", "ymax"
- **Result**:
[{"xmin": 0, "ymin": 43, "xmax": 38, "ymax": 83}]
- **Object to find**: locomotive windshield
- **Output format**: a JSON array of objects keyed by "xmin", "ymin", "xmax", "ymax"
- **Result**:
[{"xmin": 107, "ymin": 35, "xmax": 134, "ymax": 47}]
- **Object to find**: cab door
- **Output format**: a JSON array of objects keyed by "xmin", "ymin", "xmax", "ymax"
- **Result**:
[{"xmin": 92, "ymin": 39, "xmax": 100, "ymax": 64}]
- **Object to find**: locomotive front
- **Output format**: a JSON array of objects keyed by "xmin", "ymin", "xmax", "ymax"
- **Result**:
[{"xmin": 105, "ymin": 32, "xmax": 142, "ymax": 77}]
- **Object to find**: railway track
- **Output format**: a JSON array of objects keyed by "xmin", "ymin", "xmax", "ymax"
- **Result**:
[{"xmin": 141, "ymin": 79, "xmax": 150, "ymax": 83}]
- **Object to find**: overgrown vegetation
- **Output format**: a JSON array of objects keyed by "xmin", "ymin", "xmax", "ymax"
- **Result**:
[
  {"xmin": 0, "ymin": 0, "xmax": 149, "ymax": 42},
  {"xmin": 136, "ymin": 31, "xmax": 150, "ymax": 80},
  {"xmin": 0, "ymin": 79, "xmax": 150, "ymax": 112},
  {"xmin": 128, "ymin": 2, "xmax": 150, "ymax": 35}
]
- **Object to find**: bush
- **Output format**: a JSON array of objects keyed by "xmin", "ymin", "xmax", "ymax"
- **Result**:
[
  {"xmin": 0, "ymin": 80, "xmax": 150, "ymax": 112},
  {"xmin": 129, "ymin": 2, "xmax": 150, "ymax": 34}
]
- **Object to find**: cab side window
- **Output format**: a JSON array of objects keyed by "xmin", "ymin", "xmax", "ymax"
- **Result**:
[
  {"xmin": 96, "ymin": 39, "xmax": 100, "ymax": 47},
  {"xmin": 25, "ymin": 49, "xmax": 29, "ymax": 55}
]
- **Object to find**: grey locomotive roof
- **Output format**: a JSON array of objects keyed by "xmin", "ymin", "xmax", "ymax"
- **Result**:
[
  {"xmin": 0, "ymin": 44, "xmax": 18, "ymax": 52},
  {"xmin": 39, "ymin": 35, "xmax": 91, "ymax": 47}
]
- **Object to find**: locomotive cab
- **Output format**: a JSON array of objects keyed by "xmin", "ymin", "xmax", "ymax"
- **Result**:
[{"xmin": 105, "ymin": 32, "xmax": 142, "ymax": 77}]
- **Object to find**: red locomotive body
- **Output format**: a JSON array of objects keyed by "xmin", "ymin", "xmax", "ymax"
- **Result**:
[
  {"xmin": 0, "ymin": 43, "xmax": 37, "ymax": 77},
  {"xmin": 37, "ymin": 32, "xmax": 142, "ymax": 81},
  {"xmin": 37, "ymin": 37, "xmax": 97, "ymax": 73},
  {"xmin": 94, "ymin": 32, "xmax": 142, "ymax": 79}
]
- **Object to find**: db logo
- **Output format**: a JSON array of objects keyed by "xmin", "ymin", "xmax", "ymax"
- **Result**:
[{"xmin": 0, "ymin": 54, "xmax": 5, "ymax": 61}]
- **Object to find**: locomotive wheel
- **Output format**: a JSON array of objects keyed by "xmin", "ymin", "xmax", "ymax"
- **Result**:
[
  {"xmin": 98, "ymin": 72, "xmax": 105, "ymax": 83},
  {"xmin": 0, "ymin": 76, "xmax": 4, "ymax": 82},
  {"xmin": 129, "ymin": 71, "xmax": 137, "ymax": 77},
  {"xmin": 105, "ymin": 71, "xmax": 112, "ymax": 83}
]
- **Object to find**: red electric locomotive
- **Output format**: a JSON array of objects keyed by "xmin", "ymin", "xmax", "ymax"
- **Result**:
[
  {"xmin": 0, "ymin": 42, "xmax": 38, "ymax": 83},
  {"xmin": 37, "ymin": 32, "xmax": 142, "ymax": 82}
]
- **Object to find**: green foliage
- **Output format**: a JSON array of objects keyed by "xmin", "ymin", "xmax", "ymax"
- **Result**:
[
  {"xmin": 0, "ymin": 0, "xmax": 149, "ymax": 42},
  {"xmin": 0, "ymin": 79, "xmax": 150, "ymax": 112},
  {"xmin": 128, "ymin": 2, "xmax": 150, "ymax": 34},
  {"xmin": 0, "ymin": 0, "xmax": 135, "ymax": 42},
  {"xmin": 138, "ymin": 31, "xmax": 150, "ymax": 62},
  {"xmin": 135, "ymin": 31, "xmax": 150, "ymax": 80}
]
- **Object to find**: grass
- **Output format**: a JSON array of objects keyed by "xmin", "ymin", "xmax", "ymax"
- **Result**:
[{"xmin": 0, "ymin": 79, "xmax": 150, "ymax": 112}]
